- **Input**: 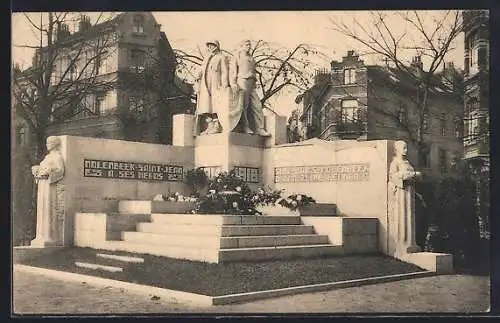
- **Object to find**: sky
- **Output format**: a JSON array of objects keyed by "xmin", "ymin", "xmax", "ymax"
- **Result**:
[{"xmin": 11, "ymin": 10, "xmax": 465, "ymax": 117}]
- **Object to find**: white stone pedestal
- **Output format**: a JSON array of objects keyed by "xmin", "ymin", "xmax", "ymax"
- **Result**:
[
  {"xmin": 31, "ymin": 179, "xmax": 57, "ymax": 247},
  {"xmin": 173, "ymin": 114, "xmax": 195, "ymax": 147}
]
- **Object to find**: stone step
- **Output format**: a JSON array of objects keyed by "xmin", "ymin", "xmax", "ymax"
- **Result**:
[
  {"xmin": 218, "ymin": 244, "xmax": 345, "ymax": 262},
  {"xmin": 101, "ymin": 241, "xmax": 219, "ymax": 263},
  {"xmin": 98, "ymin": 241, "xmax": 344, "ymax": 263},
  {"xmin": 96, "ymin": 253, "xmax": 145, "ymax": 263},
  {"xmin": 118, "ymin": 201, "xmax": 196, "ymax": 214},
  {"xmin": 136, "ymin": 222, "xmax": 315, "ymax": 236},
  {"xmin": 150, "ymin": 214, "xmax": 302, "ymax": 226},
  {"xmin": 121, "ymin": 231, "xmax": 221, "ymax": 249},
  {"xmin": 74, "ymin": 261, "xmax": 124, "ymax": 273},
  {"xmin": 121, "ymin": 231, "xmax": 330, "ymax": 248}
]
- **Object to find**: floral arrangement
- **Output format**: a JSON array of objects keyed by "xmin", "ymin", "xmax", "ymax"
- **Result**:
[
  {"xmin": 189, "ymin": 170, "xmax": 316, "ymax": 215},
  {"xmin": 192, "ymin": 170, "xmax": 258, "ymax": 215},
  {"xmin": 153, "ymin": 192, "xmax": 197, "ymax": 202},
  {"xmin": 251, "ymin": 188, "xmax": 316, "ymax": 211},
  {"xmin": 275, "ymin": 193, "xmax": 316, "ymax": 211}
]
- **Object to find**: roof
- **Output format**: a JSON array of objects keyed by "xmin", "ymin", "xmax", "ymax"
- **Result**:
[{"xmin": 366, "ymin": 65, "xmax": 458, "ymax": 96}]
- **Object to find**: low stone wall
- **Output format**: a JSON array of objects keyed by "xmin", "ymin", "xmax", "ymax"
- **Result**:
[
  {"xmin": 301, "ymin": 217, "xmax": 379, "ymax": 254},
  {"xmin": 74, "ymin": 213, "xmax": 151, "ymax": 248}
]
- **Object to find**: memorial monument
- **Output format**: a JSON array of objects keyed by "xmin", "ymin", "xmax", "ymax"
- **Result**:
[{"xmin": 30, "ymin": 136, "xmax": 66, "ymax": 247}]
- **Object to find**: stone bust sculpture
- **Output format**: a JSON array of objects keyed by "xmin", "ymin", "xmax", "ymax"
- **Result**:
[
  {"xmin": 32, "ymin": 136, "xmax": 65, "ymax": 183},
  {"xmin": 30, "ymin": 136, "xmax": 65, "ymax": 246},
  {"xmin": 388, "ymin": 140, "xmax": 421, "ymax": 255}
]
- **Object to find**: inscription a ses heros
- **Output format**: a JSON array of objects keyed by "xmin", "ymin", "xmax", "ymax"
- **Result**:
[{"xmin": 83, "ymin": 159, "xmax": 183, "ymax": 182}]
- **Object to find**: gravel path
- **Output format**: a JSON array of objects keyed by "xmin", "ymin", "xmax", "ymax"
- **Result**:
[{"xmin": 12, "ymin": 268, "xmax": 490, "ymax": 314}]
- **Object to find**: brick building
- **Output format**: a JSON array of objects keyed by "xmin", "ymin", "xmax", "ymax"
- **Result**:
[{"xmin": 299, "ymin": 50, "xmax": 463, "ymax": 176}]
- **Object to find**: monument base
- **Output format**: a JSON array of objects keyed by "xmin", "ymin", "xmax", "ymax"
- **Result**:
[
  {"xmin": 399, "ymin": 252, "xmax": 454, "ymax": 274},
  {"xmin": 30, "ymin": 238, "xmax": 59, "ymax": 248}
]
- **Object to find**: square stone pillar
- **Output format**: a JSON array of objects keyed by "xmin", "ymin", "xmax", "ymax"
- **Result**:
[
  {"xmin": 264, "ymin": 114, "xmax": 287, "ymax": 147},
  {"xmin": 173, "ymin": 114, "xmax": 195, "ymax": 147},
  {"xmin": 194, "ymin": 132, "xmax": 265, "ymax": 188}
]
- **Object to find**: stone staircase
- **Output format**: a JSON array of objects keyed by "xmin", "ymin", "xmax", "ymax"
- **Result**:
[{"xmin": 74, "ymin": 201, "xmax": 378, "ymax": 263}]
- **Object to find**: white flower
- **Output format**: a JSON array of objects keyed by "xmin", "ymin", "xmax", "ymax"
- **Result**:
[
  {"xmin": 217, "ymin": 178, "xmax": 222, "ymax": 183},
  {"xmin": 291, "ymin": 201, "xmax": 298, "ymax": 207},
  {"xmin": 168, "ymin": 197, "xmax": 176, "ymax": 201},
  {"xmin": 296, "ymin": 194, "xmax": 302, "ymax": 201},
  {"xmin": 232, "ymin": 202, "xmax": 238, "ymax": 208},
  {"xmin": 235, "ymin": 186, "xmax": 242, "ymax": 192},
  {"xmin": 223, "ymin": 185, "xmax": 228, "ymax": 189},
  {"xmin": 175, "ymin": 192, "xmax": 180, "ymax": 196},
  {"xmin": 258, "ymin": 188, "xmax": 265, "ymax": 195},
  {"xmin": 209, "ymin": 189, "xmax": 216, "ymax": 194}
]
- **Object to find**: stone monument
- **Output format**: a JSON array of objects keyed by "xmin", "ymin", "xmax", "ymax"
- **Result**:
[
  {"xmin": 30, "ymin": 136, "xmax": 66, "ymax": 247},
  {"xmin": 388, "ymin": 140, "xmax": 421, "ymax": 256}
]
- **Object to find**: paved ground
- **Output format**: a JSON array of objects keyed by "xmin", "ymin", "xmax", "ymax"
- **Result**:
[{"xmin": 12, "ymin": 268, "xmax": 490, "ymax": 315}]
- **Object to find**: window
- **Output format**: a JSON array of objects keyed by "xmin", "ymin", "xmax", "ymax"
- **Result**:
[
  {"xmin": 468, "ymin": 32, "xmax": 479, "ymax": 75},
  {"xmin": 343, "ymin": 68, "xmax": 356, "ymax": 85},
  {"xmin": 440, "ymin": 113, "xmax": 447, "ymax": 136},
  {"xmin": 341, "ymin": 99, "xmax": 358, "ymax": 122},
  {"xmin": 438, "ymin": 148, "xmax": 448, "ymax": 173},
  {"xmin": 454, "ymin": 115, "xmax": 462, "ymax": 139},
  {"xmin": 16, "ymin": 126, "xmax": 26, "ymax": 146},
  {"xmin": 130, "ymin": 49, "xmax": 145, "ymax": 72},
  {"xmin": 422, "ymin": 111, "xmax": 430, "ymax": 132},
  {"xmin": 133, "ymin": 15, "xmax": 145, "ymax": 34},
  {"xmin": 93, "ymin": 94, "xmax": 108, "ymax": 115},
  {"xmin": 306, "ymin": 106, "xmax": 313, "ymax": 126},
  {"xmin": 95, "ymin": 52, "xmax": 108, "ymax": 75},
  {"xmin": 129, "ymin": 95, "xmax": 144, "ymax": 113},
  {"xmin": 397, "ymin": 105, "xmax": 407, "ymax": 125},
  {"xmin": 465, "ymin": 98, "xmax": 480, "ymax": 141},
  {"xmin": 419, "ymin": 147, "xmax": 431, "ymax": 169}
]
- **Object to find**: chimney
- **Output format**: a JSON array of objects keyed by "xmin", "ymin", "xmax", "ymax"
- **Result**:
[
  {"xmin": 55, "ymin": 23, "xmax": 71, "ymax": 41},
  {"xmin": 410, "ymin": 55, "xmax": 423, "ymax": 78},
  {"xmin": 78, "ymin": 15, "xmax": 92, "ymax": 33}
]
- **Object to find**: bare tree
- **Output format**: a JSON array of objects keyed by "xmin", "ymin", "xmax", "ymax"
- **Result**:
[
  {"xmin": 329, "ymin": 10, "xmax": 463, "ymax": 166},
  {"xmin": 12, "ymin": 12, "xmax": 118, "ymax": 162},
  {"xmin": 174, "ymin": 40, "xmax": 328, "ymax": 113}
]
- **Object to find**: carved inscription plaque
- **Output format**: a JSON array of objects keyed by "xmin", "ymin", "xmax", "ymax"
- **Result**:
[
  {"xmin": 274, "ymin": 163, "xmax": 369, "ymax": 183},
  {"xmin": 83, "ymin": 159, "xmax": 184, "ymax": 182}
]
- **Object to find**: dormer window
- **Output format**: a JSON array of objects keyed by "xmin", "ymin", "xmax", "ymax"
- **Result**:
[
  {"xmin": 343, "ymin": 68, "xmax": 356, "ymax": 85},
  {"xmin": 133, "ymin": 15, "xmax": 145, "ymax": 34}
]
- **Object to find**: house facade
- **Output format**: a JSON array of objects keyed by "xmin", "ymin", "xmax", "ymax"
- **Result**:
[
  {"xmin": 299, "ymin": 50, "xmax": 464, "ymax": 177},
  {"xmin": 462, "ymin": 10, "xmax": 489, "ymax": 169}
]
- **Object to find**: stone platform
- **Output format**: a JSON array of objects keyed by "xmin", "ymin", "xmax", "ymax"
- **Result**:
[{"xmin": 74, "ymin": 201, "xmax": 379, "ymax": 263}]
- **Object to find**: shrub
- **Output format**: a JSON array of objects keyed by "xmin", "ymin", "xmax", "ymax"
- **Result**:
[{"xmin": 415, "ymin": 174, "xmax": 484, "ymax": 269}]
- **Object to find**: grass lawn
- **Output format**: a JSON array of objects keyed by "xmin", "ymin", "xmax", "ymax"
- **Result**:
[{"xmin": 20, "ymin": 247, "xmax": 426, "ymax": 296}]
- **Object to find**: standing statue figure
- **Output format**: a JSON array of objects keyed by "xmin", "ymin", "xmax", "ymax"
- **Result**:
[
  {"xmin": 194, "ymin": 40, "xmax": 230, "ymax": 136},
  {"xmin": 226, "ymin": 40, "xmax": 270, "ymax": 136},
  {"xmin": 31, "ymin": 136, "xmax": 65, "ymax": 246},
  {"xmin": 388, "ymin": 140, "xmax": 422, "ymax": 255}
]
